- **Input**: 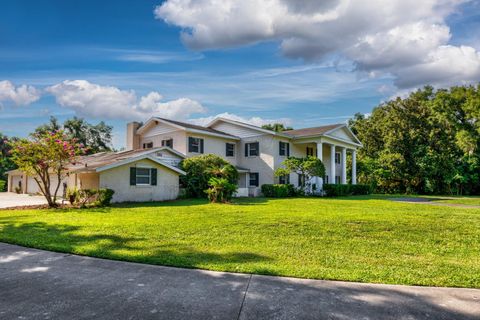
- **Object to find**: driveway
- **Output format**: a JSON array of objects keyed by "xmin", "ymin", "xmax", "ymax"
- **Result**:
[
  {"xmin": 0, "ymin": 243, "xmax": 478, "ymax": 319},
  {"xmin": 0, "ymin": 192, "xmax": 47, "ymax": 208}
]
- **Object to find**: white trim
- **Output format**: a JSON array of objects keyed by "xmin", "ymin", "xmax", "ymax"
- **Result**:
[{"xmin": 96, "ymin": 154, "xmax": 186, "ymax": 175}]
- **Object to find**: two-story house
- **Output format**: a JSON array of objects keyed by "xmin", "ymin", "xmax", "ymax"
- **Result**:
[{"xmin": 126, "ymin": 117, "xmax": 362, "ymax": 197}]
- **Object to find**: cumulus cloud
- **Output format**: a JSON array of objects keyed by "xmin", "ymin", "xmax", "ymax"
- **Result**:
[
  {"xmin": 0, "ymin": 80, "xmax": 41, "ymax": 106},
  {"xmin": 46, "ymin": 80, "xmax": 206, "ymax": 120},
  {"xmin": 155, "ymin": 0, "xmax": 480, "ymax": 88},
  {"xmin": 190, "ymin": 112, "xmax": 292, "ymax": 128}
]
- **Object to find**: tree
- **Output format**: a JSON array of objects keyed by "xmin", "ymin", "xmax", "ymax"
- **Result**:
[
  {"xmin": 9, "ymin": 130, "xmax": 85, "ymax": 207},
  {"xmin": 262, "ymin": 123, "xmax": 293, "ymax": 132},
  {"xmin": 180, "ymin": 154, "xmax": 238, "ymax": 198},
  {"xmin": 205, "ymin": 177, "xmax": 237, "ymax": 203},
  {"xmin": 349, "ymin": 84, "xmax": 480, "ymax": 194},
  {"xmin": 35, "ymin": 116, "xmax": 113, "ymax": 154},
  {"xmin": 275, "ymin": 156, "xmax": 325, "ymax": 193},
  {"xmin": 0, "ymin": 133, "xmax": 17, "ymax": 191}
]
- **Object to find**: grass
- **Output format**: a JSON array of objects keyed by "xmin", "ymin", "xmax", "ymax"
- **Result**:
[{"xmin": 0, "ymin": 195, "xmax": 479, "ymax": 288}]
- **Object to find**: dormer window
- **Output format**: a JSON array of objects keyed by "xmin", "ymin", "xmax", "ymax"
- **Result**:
[{"xmin": 161, "ymin": 139, "xmax": 173, "ymax": 148}]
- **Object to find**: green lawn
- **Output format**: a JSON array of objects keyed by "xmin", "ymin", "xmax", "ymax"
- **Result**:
[{"xmin": 0, "ymin": 196, "xmax": 479, "ymax": 288}]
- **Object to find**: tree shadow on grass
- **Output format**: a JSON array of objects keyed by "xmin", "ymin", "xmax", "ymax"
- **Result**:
[{"xmin": 0, "ymin": 220, "xmax": 274, "ymax": 273}]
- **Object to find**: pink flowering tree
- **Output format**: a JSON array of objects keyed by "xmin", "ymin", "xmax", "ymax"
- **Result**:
[{"xmin": 9, "ymin": 130, "xmax": 86, "ymax": 207}]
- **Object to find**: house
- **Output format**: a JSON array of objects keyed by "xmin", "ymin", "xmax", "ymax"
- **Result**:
[
  {"xmin": 127, "ymin": 117, "xmax": 362, "ymax": 197},
  {"xmin": 7, "ymin": 147, "xmax": 186, "ymax": 203},
  {"xmin": 7, "ymin": 116, "xmax": 361, "ymax": 201}
]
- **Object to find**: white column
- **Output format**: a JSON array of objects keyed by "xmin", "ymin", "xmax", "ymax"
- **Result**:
[
  {"xmin": 316, "ymin": 142, "xmax": 323, "ymax": 190},
  {"xmin": 341, "ymin": 147, "xmax": 347, "ymax": 184},
  {"xmin": 330, "ymin": 144, "xmax": 336, "ymax": 184},
  {"xmin": 352, "ymin": 149, "xmax": 357, "ymax": 185}
]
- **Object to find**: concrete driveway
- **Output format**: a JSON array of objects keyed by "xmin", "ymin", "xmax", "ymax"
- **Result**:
[
  {"xmin": 0, "ymin": 192, "xmax": 47, "ymax": 208},
  {"xmin": 0, "ymin": 243, "xmax": 479, "ymax": 320}
]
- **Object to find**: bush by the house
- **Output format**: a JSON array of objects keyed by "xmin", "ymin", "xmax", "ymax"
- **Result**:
[
  {"xmin": 323, "ymin": 184, "xmax": 372, "ymax": 197},
  {"xmin": 205, "ymin": 177, "xmax": 237, "ymax": 203},
  {"xmin": 180, "ymin": 154, "xmax": 238, "ymax": 198},
  {"xmin": 69, "ymin": 188, "xmax": 115, "ymax": 207},
  {"xmin": 66, "ymin": 187, "xmax": 80, "ymax": 204},
  {"xmin": 261, "ymin": 184, "xmax": 296, "ymax": 197},
  {"xmin": 0, "ymin": 180, "xmax": 5, "ymax": 192}
]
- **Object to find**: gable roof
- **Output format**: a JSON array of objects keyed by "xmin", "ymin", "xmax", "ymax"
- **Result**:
[
  {"xmin": 69, "ymin": 147, "xmax": 185, "ymax": 175},
  {"xmin": 207, "ymin": 117, "xmax": 291, "ymax": 137},
  {"xmin": 283, "ymin": 124, "xmax": 345, "ymax": 138},
  {"xmin": 284, "ymin": 123, "xmax": 362, "ymax": 146},
  {"xmin": 137, "ymin": 117, "xmax": 240, "ymax": 140}
]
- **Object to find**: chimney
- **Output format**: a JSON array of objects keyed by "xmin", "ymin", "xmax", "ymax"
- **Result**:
[{"xmin": 126, "ymin": 122, "xmax": 141, "ymax": 150}]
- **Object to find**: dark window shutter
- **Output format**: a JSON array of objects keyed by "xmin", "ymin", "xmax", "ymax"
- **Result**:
[
  {"xmin": 188, "ymin": 137, "xmax": 194, "ymax": 152},
  {"xmin": 255, "ymin": 173, "xmax": 259, "ymax": 186},
  {"xmin": 226, "ymin": 143, "xmax": 229, "ymax": 156},
  {"xmin": 200, "ymin": 139, "xmax": 204, "ymax": 153},
  {"xmin": 279, "ymin": 141, "xmax": 282, "ymax": 156},
  {"xmin": 287, "ymin": 143, "xmax": 290, "ymax": 156},
  {"xmin": 255, "ymin": 142, "xmax": 260, "ymax": 156},
  {"xmin": 245, "ymin": 143, "xmax": 248, "ymax": 156},
  {"xmin": 169, "ymin": 139, "xmax": 173, "ymax": 148},
  {"xmin": 130, "ymin": 167, "xmax": 136, "ymax": 186},
  {"xmin": 151, "ymin": 168, "xmax": 157, "ymax": 186}
]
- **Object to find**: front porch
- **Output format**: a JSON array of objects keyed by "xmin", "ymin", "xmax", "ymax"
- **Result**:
[{"xmin": 293, "ymin": 138, "xmax": 358, "ymax": 192}]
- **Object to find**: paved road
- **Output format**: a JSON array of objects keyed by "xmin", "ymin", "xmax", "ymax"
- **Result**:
[
  {"xmin": 0, "ymin": 193, "xmax": 47, "ymax": 208},
  {"xmin": 0, "ymin": 243, "xmax": 479, "ymax": 320}
]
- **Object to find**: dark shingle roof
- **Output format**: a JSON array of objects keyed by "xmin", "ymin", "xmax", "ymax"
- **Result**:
[{"xmin": 283, "ymin": 124, "xmax": 344, "ymax": 138}]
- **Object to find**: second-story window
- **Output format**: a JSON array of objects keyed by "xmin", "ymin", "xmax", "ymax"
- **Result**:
[
  {"xmin": 245, "ymin": 142, "xmax": 259, "ymax": 157},
  {"xmin": 188, "ymin": 137, "xmax": 204, "ymax": 153},
  {"xmin": 143, "ymin": 142, "xmax": 153, "ymax": 149},
  {"xmin": 161, "ymin": 139, "xmax": 173, "ymax": 148},
  {"xmin": 279, "ymin": 141, "xmax": 290, "ymax": 156},
  {"xmin": 226, "ymin": 143, "xmax": 235, "ymax": 157}
]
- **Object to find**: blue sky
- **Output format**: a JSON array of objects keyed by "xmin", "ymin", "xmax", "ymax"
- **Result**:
[{"xmin": 1, "ymin": 0, "xmax": 479, "ymax": 148}]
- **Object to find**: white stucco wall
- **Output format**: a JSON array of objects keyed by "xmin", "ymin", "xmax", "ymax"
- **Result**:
[{"xmin": 99, "ymin": 159, "xmax": 180, "ymax": 203}]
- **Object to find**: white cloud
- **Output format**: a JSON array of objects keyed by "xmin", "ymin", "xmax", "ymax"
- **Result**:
[
  {"xmin": 190, "ymin": 112, "xmax": 292, "ymax": 127},
  {"xmin": 0, "ymin": 80, "xmax": 41, "ymax": 106},
  {"xmin": 46, "ymin": 80, "xmax": 206, "ymax": 120},
  {"xmin": 155, "ymin": 0, "xmax": 480, "ymax": 88}
]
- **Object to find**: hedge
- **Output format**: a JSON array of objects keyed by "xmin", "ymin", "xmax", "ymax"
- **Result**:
[
  {"xmin": 323, "ymin": 184, "xmax": 372, "ymax": 197},
  {"xmin": 261, "ymin": 184, "xmax": 296, "ymax": 197},
  {"xmin": 0, "ymin": 180, "xmax": 5, "ymax": 192}
]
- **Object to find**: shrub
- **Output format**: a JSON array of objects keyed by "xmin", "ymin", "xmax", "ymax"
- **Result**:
[
  {"xmin": 205, "ymin": 177, "xmax": 237, "ymax": 203},
  {"xmin": 0, "ymin": 180, "xmax": 5, "ymax": 192},
  {"xmin": 180, "ymin": 154, "xmax": 238, "ymax": 198},
  {"xmin": 261, "ymin": 184, "xmax": 296, "ymax": 197},
  {"xmin": 14, "ymin": 186, "xmax": 22, "ymax": 194},
  {"xmin": 77, "ymin": 188, "xmax": 115, "ymax": 207},
  {"xmin": 323, "ymin": 184, "xmax": 372, "ymax": 197},
  {"xmin": 66, "ymin": 187, "xmax": 80, "ymax": 204},
  {"xmin": 95, "ymin": 188, "xmax": 115, "ymax": 206}
]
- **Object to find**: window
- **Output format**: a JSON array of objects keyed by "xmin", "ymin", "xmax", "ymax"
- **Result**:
[
  {"xmin": 279, "ymin": 141, "xmax": 290, "ymax": 156},
  {"xmin": 298, "ymin": 174, "xmax": 305, "ymax": 187},
  {"xmin": 130, "ymin": 167, "xmax": 157, "ymax": 186},
  {"xmin": 226, "ymin": 143, "xmax": 235, "ymax": 157},
  {"xmin": 245, "ymin": 142, "xmax": 259, "ymax": 157},
  {"xmin": 143, "ymin": 142, "xmax": 153, "ymax": 149},
  {"xmin": 335, "ymin": 152, "xmax": 341, "ymax": 164},
  {"xmin": 249, "ymin": 172, "xmax": 259, "ymax": 187},
  {"xmin": 335, "ymin": 176, "xmax": 341, "ymax": 184},
  {"xmin": 306, "ymin": 147, "xmax": 314, "ymax": 157},
  {"xmin": 161, "ymin": 139, "xmax": 173, "ymax": 148},
  {"xmin": 279, "ymin": 174, "xmax": 290, "ymax": 184},
  {"xmin": 324, "ymin": 175, "xmax": 329, "ymax": 184},
  {"xmin": 188, "ymin": 137, "xmax": 204, "ymax": 153}
]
